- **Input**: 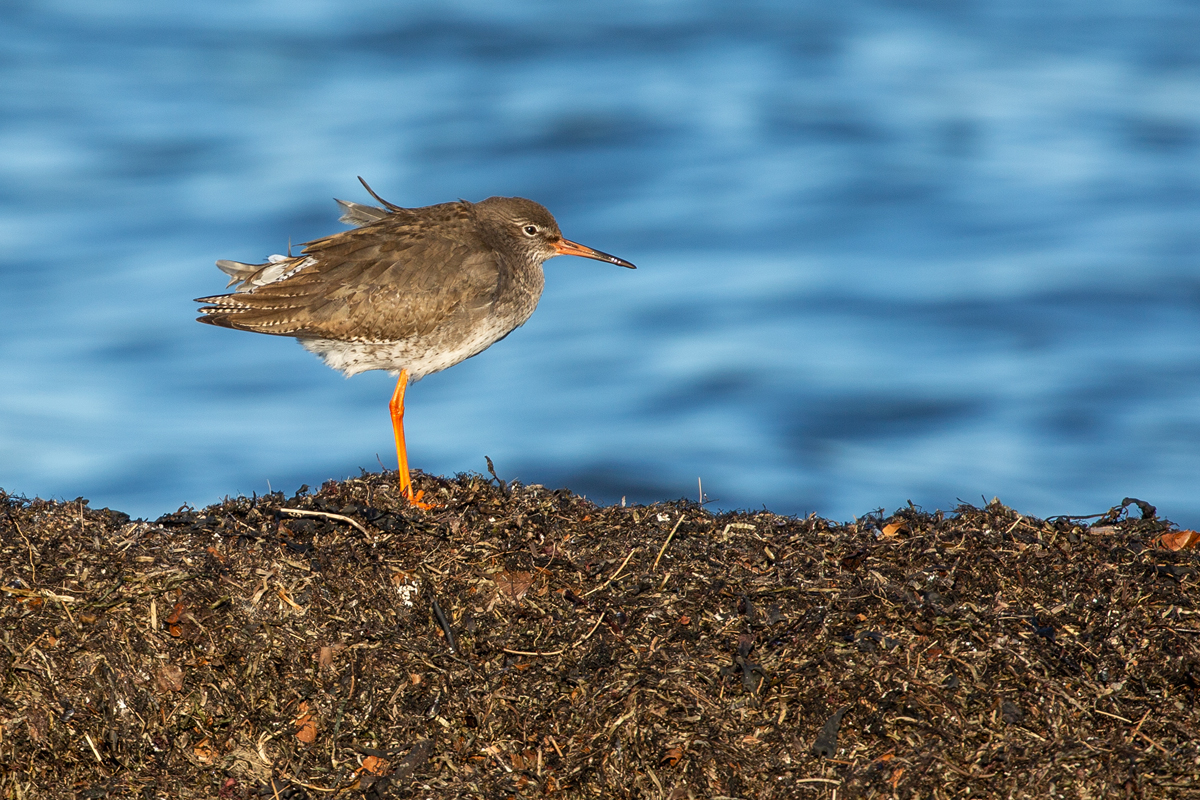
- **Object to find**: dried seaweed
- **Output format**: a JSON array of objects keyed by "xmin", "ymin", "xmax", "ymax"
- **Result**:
[{"xmin": 2, "ymin": 476, "xmax": 1199, "ymax": 798}]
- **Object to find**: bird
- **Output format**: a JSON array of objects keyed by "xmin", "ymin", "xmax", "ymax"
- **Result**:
[{"xmin": 195, "ymin": 178, "xmax": 636, "ymax": 507}]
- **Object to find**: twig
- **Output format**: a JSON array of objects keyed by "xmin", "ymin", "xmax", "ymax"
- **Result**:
[
  {"xmin": 13, "ymin": 518, "xmax": 35, "ymax": 583},
  {"xmin": 502, "ymin": 610, "xmax": 608, "ymax": 657},
  {"xmin": 583, "ymin": 548, "xmax": 638, "ymax": 597},
  {"xmin": 1128, "ymin": 708, "xmax": 1152, "ymax": 744},
  {"xmin": 279, "ymin": 508, "xmax": 369, "ymax": 536},
  {"xmin": 503, "ymin": 646, "xmax": 566, "ymax": 657},
  {"xmin": 574, "ymin": 611, "xmax": 607, "ymax": 646},
  {"xmin": 58, "ymin": 598, "xmax": 76, "ymax": 628},
  {"xmin": 281, "ymin": 778, "xmax": 340, "ymax": 794},
  {"xmin": 84, "ymin": 733, "xmax": 104, "ymax": 765},
  {"xmin": 2, "ymin": 587, "xmax": 79, "ymax": 603},
  {"xmin": 431, "ymin": 596, "xmax": 457, "ymax": 653},
  {"xmin": 653, "ymin": 517, "xmax": 685, "ymax": 570},
  {"xmin": 1136, "ymin": 731, "xmax": 1171, "ymax": 754}
]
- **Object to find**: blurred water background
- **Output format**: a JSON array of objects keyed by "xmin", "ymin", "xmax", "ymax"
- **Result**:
[{"xmin": 3, "ymin": 0, "xmax": 1200, "ymax": 524}]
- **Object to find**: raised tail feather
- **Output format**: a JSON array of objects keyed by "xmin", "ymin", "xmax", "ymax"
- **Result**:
[
  {"xmin": 215, "ymin": 258, "xmax": 265, "ymax": 288},
  {"xmin": 336, "ymin": 199, "xmax": 390, "ymax": 227},
  {"xmin": 212, "ymin": 255, "xmax": 316, "ymax": 292}
]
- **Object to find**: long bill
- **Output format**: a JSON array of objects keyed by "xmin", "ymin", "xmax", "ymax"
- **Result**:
[{"xmin": 554, "ymin": 238, "xmax": 637, "ymax": 269}]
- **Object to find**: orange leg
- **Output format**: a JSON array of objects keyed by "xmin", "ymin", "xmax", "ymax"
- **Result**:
[{"xmin": 389, "ymin": 370, "xmax": 430, "ymax": 508}]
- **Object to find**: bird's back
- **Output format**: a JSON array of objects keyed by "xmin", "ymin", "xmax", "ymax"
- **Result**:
[{"xmin": 195, "ymin": 198, "xmax": 546, "ymax": 378}]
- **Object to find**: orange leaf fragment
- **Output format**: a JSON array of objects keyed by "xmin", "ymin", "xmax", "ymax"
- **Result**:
[
  {"xmin": 1157, "ymin": 530, "xmax": 1200, "ymax": 551},
  {"xmin": 881, "ymin": 522, "xmax": 908, "ymax": 538},
  {"xmin": 889, "ymin": 767, "xmax": 906, "ymax": 788},
  {"xmin": 361, "ymin": 755, "xmax": 390, "ymax": 775},
  {"xmin": 293, "ymin": 702, "xmax": 317, "ymax": 744},
  {"xmin": 662, "ymin": 746, "xmax": 684, "ymax": 766},
  {"xmin": 193, "ymin": 738, "xmax": 216, "ymax": 765}
]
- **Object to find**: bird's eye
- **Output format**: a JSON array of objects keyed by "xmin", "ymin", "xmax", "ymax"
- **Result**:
[{"xmin": 522, "ymin": 225, "xmax": 538, "ymax": 236}]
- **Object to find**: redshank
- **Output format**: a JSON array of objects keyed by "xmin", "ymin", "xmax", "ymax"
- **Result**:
[{"xmin": 195, "ymin": 179, "xmax": 635, "ymax": 506}]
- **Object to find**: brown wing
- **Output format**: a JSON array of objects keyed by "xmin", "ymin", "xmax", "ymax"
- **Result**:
[{"xmin": 196, "ymin": 205, "xmax": 504, "ymax": 343}]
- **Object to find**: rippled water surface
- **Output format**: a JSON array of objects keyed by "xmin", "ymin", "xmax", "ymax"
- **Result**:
[{"xmin": 3, "ymin": 1, "xmax": 1200, "ymax": 523}]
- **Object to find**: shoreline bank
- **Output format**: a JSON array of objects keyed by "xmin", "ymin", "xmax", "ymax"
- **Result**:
[{"xmin": 1, "ymin": 474, "xmax": 1195, "ymax": 798}]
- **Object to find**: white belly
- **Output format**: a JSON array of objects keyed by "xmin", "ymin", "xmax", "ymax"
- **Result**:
[{"xmin": 299, "ymin": 317, "xmax": 515, "ymax": 380}]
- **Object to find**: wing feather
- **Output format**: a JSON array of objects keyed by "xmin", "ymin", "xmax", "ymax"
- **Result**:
[{"xmin": 196, "ymin": 203, "xmax": 503, "ymax": 343}]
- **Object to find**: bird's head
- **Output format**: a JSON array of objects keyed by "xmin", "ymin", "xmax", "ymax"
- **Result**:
[{"xmin": 474, "ymin": 196, "xmax": 636, "ymax": 269}]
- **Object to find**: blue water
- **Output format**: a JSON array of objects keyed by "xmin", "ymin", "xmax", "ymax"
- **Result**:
[{"xmin": 3, "ymin": 1, "xmax": 1200, "ymax": 525}]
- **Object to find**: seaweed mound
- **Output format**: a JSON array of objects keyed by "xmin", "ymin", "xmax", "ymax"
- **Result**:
[{"xmin": 1, "ymin": 476, "xmax": 1197, "ymax": 798}]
